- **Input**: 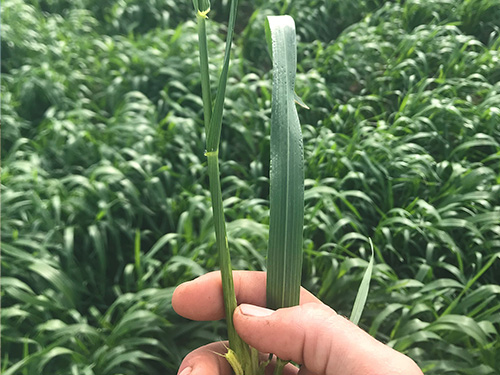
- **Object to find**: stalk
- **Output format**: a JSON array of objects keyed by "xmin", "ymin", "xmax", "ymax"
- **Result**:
[
  {"xmin": 205, "ymin": 150, "xmax": 240, "ymax": 346},
  {"xmin": 193, "ymin": 1, "xmax": 259, "ymax": 373}
]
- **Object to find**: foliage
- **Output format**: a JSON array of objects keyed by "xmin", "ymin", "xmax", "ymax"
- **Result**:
[{"xmin": 2, "ymin": 0, "xmax": 499, "ymax": 374}]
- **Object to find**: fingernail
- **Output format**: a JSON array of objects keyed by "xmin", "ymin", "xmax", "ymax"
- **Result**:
[
  {"xmin": 178, "ymin": 366, "xmax": 192, "ymax": 375},
  {"xmin": 239, "ymin": 304, "xmax": 274, "ymax": 317}
]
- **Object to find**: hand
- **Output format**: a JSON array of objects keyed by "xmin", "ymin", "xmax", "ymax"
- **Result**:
[{"xmin": 172, "ymin": 271, "xmax": 423, "ymax": 375}]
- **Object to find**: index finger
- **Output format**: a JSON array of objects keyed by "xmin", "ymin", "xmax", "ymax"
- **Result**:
[{"xmin": 172, "ymin": 270, "xmax": 322, "ymax": 321}]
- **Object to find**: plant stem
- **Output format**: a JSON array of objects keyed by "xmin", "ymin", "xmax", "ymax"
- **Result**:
[
  {"xmin": 195, "ymin": 1, "xmax": 260, "ymax": 373},
  {"xmin": 273, "ymin": 358, "xmax": 286, "ymax": 375},
  {"xmin": 195, "ymin": 3, "xmax": 237, "ymax": 342},
  {"xmin": 206, "ymin": 150, "xmax": 239, "ymax": 346},
  {"xmin": 197, "ymin": 13, "xmax": 212, "ymax": 132}
]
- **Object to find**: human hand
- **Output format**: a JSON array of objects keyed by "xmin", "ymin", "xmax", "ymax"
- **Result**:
[{"xmin": 172, "ymin": 271, "xmax": 423, "ymax": 375}]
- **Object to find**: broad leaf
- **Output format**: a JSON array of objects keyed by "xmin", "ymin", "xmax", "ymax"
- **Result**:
[{"xmin": 266, "ymin": 15, "xmax": 305, "ymax": 310}]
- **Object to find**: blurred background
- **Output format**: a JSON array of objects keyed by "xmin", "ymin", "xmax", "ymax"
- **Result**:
[{"xmin": 1, "ymin": 0, "xmax": 500, "ymax": 374}]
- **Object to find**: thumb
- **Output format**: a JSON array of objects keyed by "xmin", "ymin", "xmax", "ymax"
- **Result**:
[{"xmin": 233, "ymin": 303, "xmax": 422, "ymax": 375}]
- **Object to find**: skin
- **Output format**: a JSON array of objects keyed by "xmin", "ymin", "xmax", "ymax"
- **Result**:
[{"xmin": 172, "ymin": 271, "xmax": 424, "ymax": 375}]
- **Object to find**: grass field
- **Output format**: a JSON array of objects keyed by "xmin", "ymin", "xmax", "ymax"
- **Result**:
[{"xmin": 2, "ymin": 0, "xmax": 500, "ymax": 374}]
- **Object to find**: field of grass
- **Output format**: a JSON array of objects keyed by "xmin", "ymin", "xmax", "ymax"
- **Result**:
[{"xmin": 2, "ymin": 0, "xmax": 500, "ymax": 374}]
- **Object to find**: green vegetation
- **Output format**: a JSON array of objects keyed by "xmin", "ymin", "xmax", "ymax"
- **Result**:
[{"xmin": 2, "ymin": 0, "xmax": 499, "ymax": 374}]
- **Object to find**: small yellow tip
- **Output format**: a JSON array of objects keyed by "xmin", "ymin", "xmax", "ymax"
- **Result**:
[{"xmin": 197, "ymin": 8, "xmax": 210, "ymax": 19}]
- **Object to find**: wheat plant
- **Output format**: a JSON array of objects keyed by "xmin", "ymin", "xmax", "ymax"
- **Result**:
[{"xmin": 2, "ymin": 1, "xmax": 499, "ymax": 374}]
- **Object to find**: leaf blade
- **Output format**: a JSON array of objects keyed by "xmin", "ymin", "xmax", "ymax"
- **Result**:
[
  {"xmin": 350, "ymin": 239, "xmax": 375, "ymax": 325},
  {"xmin": 266, "ymin": 15, "xmax": 304, "ymax": 310}
]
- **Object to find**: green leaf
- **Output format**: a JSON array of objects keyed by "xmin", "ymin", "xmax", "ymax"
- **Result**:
[
  {"xmin": 28, "ymin": 260, "xmax": 76, "ymax": 308},
  {"xmin": 350, "ymin": 239, "xmax": 375, "ymax": 325},
  {"xmin": 265, "ymin": 15, "xmax": 305, "ymax": 310},
  {"xmin": 206, "ymin": 0, "xmax": 239, "ymax": 152},
  {"xmin": 441, "ymin": 252, "xmax": 500, "ymax": 316},
  {"xmin": 134, "ymin": 229, "xmax": 143, "ymax": 289},
  {"xmin": 196, "ymin": 4, "xmax": 212, "ymax": 133},
  {"xmin": 293, "ymin": 91, "xmax": 310, "ymax": 109},
  {"xmin": 427, "ymin": 315, "xmax": 490, "ymax": 347}
]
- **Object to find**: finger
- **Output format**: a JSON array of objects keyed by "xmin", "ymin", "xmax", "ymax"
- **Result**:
[
  {"xmin": 177, "ymin": 342, "xmax": 231, "ymax": 375},
  {"xmin": 172, "ymin": 270, "xmax": 321, "ymax": 321},
  {"xmin": 177, "ymin": 341, "xmax": 299, "ymax": 375},
  {"xmin": 279, "ymin": 362, "xmax": 300, "ymax": 375},
  {"xmin": 297, "ymin": 367, "xmax": 321, "ymax": 375},
  {"xmin": 233, "ymin": 303, "xmax": 424, "ymax": 375}
]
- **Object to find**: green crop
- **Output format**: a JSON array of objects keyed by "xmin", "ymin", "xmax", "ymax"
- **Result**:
[
  {"xmin": 1, "ymin": 0, "xmax": 499, "ymax": 374},
  {"xmin": 195, "ymin": 8, "xmax": 376, "ymax": 374}
]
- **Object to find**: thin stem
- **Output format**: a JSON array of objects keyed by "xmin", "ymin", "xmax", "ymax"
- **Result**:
[
  {"xmin": 206, "ymin": 150, "xmax": 239, "ymax": 346},
  {"xmin": 207, "ymin": 152, "xmax": 257, "ymax": 374},
  {"xmin": 273, "ymin": 358, "xmax": 286, "ymax": 375},
  {"xmin": 197, "ymin": 14, "xmax": 212, "ymax": 132}
]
